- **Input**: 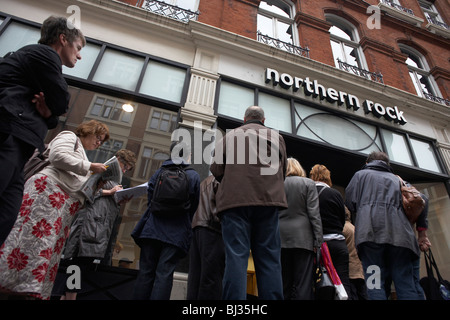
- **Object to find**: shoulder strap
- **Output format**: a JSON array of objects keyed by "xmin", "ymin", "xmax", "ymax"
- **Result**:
[{"xmin": 317, "ymin": 186, "xmax": 326, "ymax": 197}]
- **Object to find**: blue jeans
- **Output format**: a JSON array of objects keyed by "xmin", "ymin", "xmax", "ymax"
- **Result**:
[
  {"xmin": 359, "ymin": 242, "xmax": 423, "ymax": 300},
  {"xmin": 133, "ymin": 239, "xmax": 185, "ymax": 300},
  {"xmin": 221, "ymin": 206, "xmax": 283, "ymax": 300}
]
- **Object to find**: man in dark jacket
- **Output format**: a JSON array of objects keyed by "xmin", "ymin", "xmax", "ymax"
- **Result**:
[
  {"xmin": 345, "ymin": 151, "xmax": 422, "ymax": 300},
  {"xmin": 210, "ymin": 105, "xmax": 288, "ymax": 300},
  {"xmin": 0, "ymin": 16, "xmax": 85, "ymax": 245},
  {"xmin": 132, "ymin": 141, "xmax": 200, "ymax": 300}
]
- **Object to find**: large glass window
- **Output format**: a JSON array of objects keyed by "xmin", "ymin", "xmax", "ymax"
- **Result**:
[
  {"xmin": 381, "ymin": 129, "xmax": 414, "ymax": 166},
  {"xmin": 92, "ymin": 49, "xmax": 144, "ymax": 91},
  {"xmin": 139, "ymin": 60, "xmax": 186, "ymax": 103},
  {"xmin": 63, "ymin": 42, "xmax": 101, "ymax": 79},
  {"xmin": 258, "ymin": 92, "xmax": 291, "ymax": 133},
  {"xmin": 295, "ymin": 103, "xmax": 382, "ymax": 154},
  {"xmin": 416, "ymin": 182, "xmax": 450, "ymax": 281},
  {"xmin": 0, "ymin": 21, "xmax": 39, "ymax": 57},
  {"xmin": 217, "ymin": 81, "xmax": 254, "ymax": 120},
  {"xmin": 410, "ymin": 138, "xmax": 442, "ymax": 172}
]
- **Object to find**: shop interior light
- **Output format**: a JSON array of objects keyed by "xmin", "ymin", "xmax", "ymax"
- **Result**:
[{"xmin": 122, "ymin": 103, "xmax": 134, "ymax": 112}]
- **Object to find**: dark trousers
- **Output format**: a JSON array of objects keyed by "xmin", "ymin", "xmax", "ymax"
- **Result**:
[
  {"xmin": 359, "ymin": 242, "xmax": 423, "ymax": 300},
  {"xmin": 281, "ymin": 248, "xmax": 315, "ymax": 300},
  {"xmin": 221, "ymin": 206, "xmax": 283, "ymax": 300},
  {"xmin": 133, "ymin": 239, "xmax": 185, "ymax": 300},
  {"xmin": 0, "ymin": 133, "xmax": 35, "ymax": 246},
  {"xmin": 187, "ymin": 227, "xmax": 225, "ymax": 300},
  {"xmin": 326, "ymin": 239, "xmax": 352, "ymax": 299}
]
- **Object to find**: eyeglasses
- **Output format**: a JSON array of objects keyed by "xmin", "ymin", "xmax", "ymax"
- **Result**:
[{"xmin": 95, "ymin": 135, "xmax": 104, "ymax": 144}]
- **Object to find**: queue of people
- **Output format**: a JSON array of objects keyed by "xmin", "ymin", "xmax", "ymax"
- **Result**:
[{"xmin": 0, "ymin": 14, "xmax": 432, "ymax": 300}]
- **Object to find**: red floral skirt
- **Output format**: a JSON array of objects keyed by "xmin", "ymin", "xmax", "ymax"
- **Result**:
[{"xmin": 0, "ymin": 174, "xmax": 81, "ymax": 299}]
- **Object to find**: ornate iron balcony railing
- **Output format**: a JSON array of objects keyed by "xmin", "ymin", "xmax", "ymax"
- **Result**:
[
  {"xmin": 257, "ymin": 32, "xmax": 310, "ymax": 58},
  {"xmin": 380, "ymin": 0, "xmax": 414, "ymax": 16},
  {"xmin": 337, "ymin": 59, "xmax": 384, "ymax": 84},
  {"xmin": 426, "ymin": 16, "xmax": 449, "ymax": 30},
  {"xmin": 141, "ymin": 0, "xmax": 199, "ymax": 23},
  {"xmin": 423, "ymin": 91, "xmax": 450, "ymax": 106}
]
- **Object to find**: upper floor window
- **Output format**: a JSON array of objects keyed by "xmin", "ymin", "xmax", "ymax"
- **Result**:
[
  {"xmin": 399, "ymin": 44, "xmax": 441, "ymax": 101},
  {"xmin": 257, "ymin": 0, "xmax": 296, "ymax": 45},
  {"xmin": 158, "ymin": 0, "xmax": 197, "ymax": 11},
  {"xmin": 419, "ymin": 0, "xmax": 449, "ymax": 29},
  {"xmin": 327, "ymin": 16, "xmax": 364, "ymax": 69}
]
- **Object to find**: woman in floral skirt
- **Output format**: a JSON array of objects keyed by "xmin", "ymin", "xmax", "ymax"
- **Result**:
[{"xmin": 0, "ymin": 120, "xmax": 109, "ymax": 299}]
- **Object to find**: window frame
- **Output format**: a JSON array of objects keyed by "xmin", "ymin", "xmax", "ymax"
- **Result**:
[
  {"xmin": 399, "ymin": 44, "xmax": 441, "ymax": 99},
  {"xmin": 257, "ymin": 0, "xmax": 298, "ymax": 46},
  {"xmin": 326, "ymin": 14, "xmax": 368, "ymax": 71}
]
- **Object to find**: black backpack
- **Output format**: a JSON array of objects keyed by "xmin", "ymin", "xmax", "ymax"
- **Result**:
[{"xmin": 151, "ymin": 164, "xmax": 191, "ymax": 217}]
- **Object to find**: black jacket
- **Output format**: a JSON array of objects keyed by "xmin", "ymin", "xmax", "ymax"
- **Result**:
[{"xmin": 0, "ymin": 44, "xmax": 70, "ymax": 151}]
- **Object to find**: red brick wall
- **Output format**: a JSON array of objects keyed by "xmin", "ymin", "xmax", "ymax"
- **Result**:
[{"xmin": 113, "ymin": 0, "xmax": 449, "ymax": 98}]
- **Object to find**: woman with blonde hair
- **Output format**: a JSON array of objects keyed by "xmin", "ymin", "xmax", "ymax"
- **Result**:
[
  {"xmin": 278, "ymin": 158, "xmax": 323, "ymax": 299},
  {"xmin": 310, "ymin": 164, "xmax": 352, "ymax": 299},
  {"xmin": 0, "ymin": 120, "xmax": 109, "ymax": 299}
]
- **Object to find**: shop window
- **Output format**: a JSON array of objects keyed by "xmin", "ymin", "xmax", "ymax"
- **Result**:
[
  {"xmin": 148, "ymin": 109, "xmax": 178, "ymax": 133},
  {"xmin": 90, "ymin": 96, "xmax": 135, "ymax": 124},
  {"xmin": 381, "ymin": 129, "xmax": 413, "ymax": 166},
  {"xmin": 400, "ymin": 44, "xmax": 442, "ymax": 102},
  {"xmin": 0, "ymin": 21, "xmax": 39, "ymax": 57},
  {"xmin": 257, "ymin": 0, "xmax": 297, "ymax": 46},
  {"xmin": 410, "ymin": 138, "xmax": 442, "ymax": 173},
  {"xmin": 415, "ymin": 182, "xmax": 450, "ymax": 282},
  {"xmin": 295, "ymin": 103, "xmax": 382, "ymax": 154},
  {"xmin": 217, "ymin": 81, "xmax": 255, "ymax": 120},
  {"xmin": 258, "ymin": 92, "xmax": 292, "ymax": 133},
  {"xmin": 139, "ymin": 60, "xmax": 186, "ymax": 103},
  {"xmin": 92, "ymin": 48, "xmax": 144, "ymax": 91},
  {"xmin": 63, "ymin": 42, "xmax": 101, "ymax": 79},
  {"xmin": 326, "ymin": 15, "xmax": 366, "ymax": 71}
]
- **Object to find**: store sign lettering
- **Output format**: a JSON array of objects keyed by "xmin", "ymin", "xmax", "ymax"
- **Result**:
[{"xmin": 265, "ymin": 68, "xmax": 407, "ymax": 125}]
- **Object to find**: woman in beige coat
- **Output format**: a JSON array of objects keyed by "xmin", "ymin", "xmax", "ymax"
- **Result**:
[{"xmin": 0, "ymin": 120, "xmax": 109, "ymax": 299}]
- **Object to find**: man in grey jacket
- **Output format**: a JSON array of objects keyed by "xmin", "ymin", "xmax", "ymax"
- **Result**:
[
  {"xmin": 345, "ymin": 151, "xmax": 422, "ymax": 300},
  {"xmin": 210, "ymin": 105, "xmax": 287, "ymax": 300}
]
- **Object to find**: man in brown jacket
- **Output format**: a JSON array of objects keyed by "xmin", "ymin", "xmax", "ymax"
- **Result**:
[{"xmin": 210, "ymin": 105, "xmax": 288, "ymax": 300}]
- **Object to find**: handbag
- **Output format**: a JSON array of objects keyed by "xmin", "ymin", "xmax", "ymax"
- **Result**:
[
  {"xmin": 398, "ymin": 176, "xmax": 425, "ymax": 224},
  {"xmin": 23, "ymin": 144, "xmax": 50, "ymax": 181},
  {"xmin": 314, "ymin": 248, "xmax": 335, "ymax": 300},
  {"xmin": 320, "ymin": 242, "xmax": 349, "ymax": 300},
  {"xmin": 420, "ymin": 249, "xmax": 450, "ymax": 300}
]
